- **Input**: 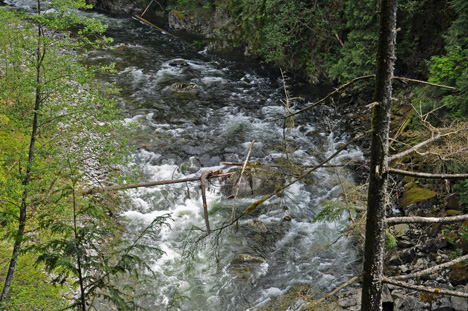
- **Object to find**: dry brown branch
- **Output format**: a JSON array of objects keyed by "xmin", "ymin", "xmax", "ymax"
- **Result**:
[
  {"xmin": 391, "ymin": 253, "xmax": 468, "ymax": 280},
  {"xmin": 388, "ymin": 130, "xmax": 462, "ymax": 162},
  {"xmin": 393, "ymin": 76, "xmax": 457, "ymax": 90},
  {"xmin": 383, "ymin": 277, "xmax": 468, "ymax": 298},
  {"xmin": 386, "ymin": 214, "xmax": 468, "ymax": 224},
  {"xmin": 387, "ymin": 168, "xmax": 468, "ymax": 179},
  {"xmin": 200, "ymin": 170, "xmax": 222, "ymax": 233},
  {"xmin": 306, "ymin": 275, "xmax": 359, "ymax": 308},
  {"xmin": 77, "ymin": 171, "xmax": 233, "ymax": 195},
  {"xmin": 140, "ymin": 0, "xmax": 153, "ymax": 17}
]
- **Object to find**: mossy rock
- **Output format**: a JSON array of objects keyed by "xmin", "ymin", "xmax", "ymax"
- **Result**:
[
  {"xmin": 449, "ymin": 262, "xmax": 468, "ymax": 286},
  {"xmin": 401, "ymin": 187, "xmax": 436, "ymax": 209}
]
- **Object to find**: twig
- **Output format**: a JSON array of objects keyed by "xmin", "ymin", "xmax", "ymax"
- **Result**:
[
  {"xmin": 231, "ymin": 141, "xmax": 255, "ymax": 221},
  {"xmin": 388, "ymin": 129, "xmax": 463, "ymax": 162},
  {"xmin": 140, "ymin": 0, "xmax": 154, "ymax": 17}
]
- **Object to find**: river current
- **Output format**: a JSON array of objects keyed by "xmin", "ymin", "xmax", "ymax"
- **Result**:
[{"xmin": 5, "ymin": 2, "xmax": 363, "ymax": 310}]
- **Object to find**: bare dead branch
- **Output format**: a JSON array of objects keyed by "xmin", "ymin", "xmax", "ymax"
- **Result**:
[
  {"xmin": 231, "ymin": 140, "xmax": 255, "ymax": 221},
  {"xmin": 387, "ymin": 168, "xmax": 468, "ymax": 179},
  {"xmin": 388, "ymin": 130, "xmax": 463, "ymax": 162},
  {"xmin": 77, "ymin": 171, "xmax": 233, "ymax": 195},
  {"xmin": 200, "ymin": 170, "xmax": 222, "ymax": 233},
  {"xmin": 391, "ymin": 254, "xmax": 468, "ymax": 280},
  {"xmin": 386, "ymin": 214, "xmax": 468, "ymax": 224},
  {"xmin": 383, "ymin": 277, "xmax": 468, "ymax": 298},
  {"xmin": 393, "ymin": 76, "xmax": 457, "ymax": 90}
]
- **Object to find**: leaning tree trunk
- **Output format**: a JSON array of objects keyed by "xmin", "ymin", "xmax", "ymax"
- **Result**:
[{"xmin": 361, "ymin": 0, "xmax": 398, "ymax": 310}]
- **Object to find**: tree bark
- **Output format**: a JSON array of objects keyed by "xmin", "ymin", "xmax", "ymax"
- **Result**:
[{"xmin": 361, "ymin": 1, "xmax": 398, "ymax": 310}]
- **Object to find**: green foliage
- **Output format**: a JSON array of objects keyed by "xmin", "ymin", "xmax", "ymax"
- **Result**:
[
  {"xmin": 313, "ymin": 199, "xmax": 348, "ymax": 223},
  {"xmin": 0, "ymin": 3, "xmax": 152, "ymax": 308},
  {"xmin": 0, "ymin": 239, "xmax": 68, "ymax": 311},
  {"xmin": 427, "ymin": 0, "xmax": 468, "ymax": 118},
  {"xmin": 326, "ymin": 0, "xmax": 378, "ymax": 83},
  {"xmin": 385, "ymin": 230, "xmax": 397, "ymax": 249}
]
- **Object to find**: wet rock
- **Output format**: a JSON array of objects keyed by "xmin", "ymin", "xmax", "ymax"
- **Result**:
[
  {"xmin": 451, "ymin": 285, "xmax": 468, "ymax": 311},
  {"xmin": 230, "ymin": 254, "xmax": 265, "ymax": 265},
  {"xmin": 169, "ymin": 82, "xmax": 199, "ymax": 96},
  {"xmin": 168, "ymin": 59, "xmax": 188, "ymax": 67},
  {"xmin": 337, "ymin": 288, "xmax": 361, "ymax": 310},
  {"xmin": 388, "ymin": 248, "xmax": 416, "ymax": 265},
  {"xmin": 445, "ymin": 193, "xmax": 461, "ymax": 210},
  {"xmin": 391, "ymin": 224, "xmax": 410, "ymax": 237},
  {"xmin": 247, "ymin": 219, "xmax": 268, "ymax": 233},
  {"xmin": 282, "ymin": 215, "xmax": 292, "ymax": 222}
]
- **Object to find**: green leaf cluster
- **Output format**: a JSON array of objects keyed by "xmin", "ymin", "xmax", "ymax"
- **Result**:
[{"xmin": 427, "ymin": 0, "xmax": 468, "ymax": 118}]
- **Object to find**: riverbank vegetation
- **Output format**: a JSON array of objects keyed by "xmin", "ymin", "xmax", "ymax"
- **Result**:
[{"xmin": 0, "ymin": 2, "xmax": 170, "ymax": 310}]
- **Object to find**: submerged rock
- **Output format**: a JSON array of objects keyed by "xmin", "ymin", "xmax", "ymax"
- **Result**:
[
  {"xmin": 168, "ymin": 59, "xmax": 188, "ymax": 67},
  {"xmin": 230, "ymin": 253, "xmax": 265, "ymax": 265},
  {"xmin": 246, "ymin": 219, "xmax": 268, "ymax": 233}
]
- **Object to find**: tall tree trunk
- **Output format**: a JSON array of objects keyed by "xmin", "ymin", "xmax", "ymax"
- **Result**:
[
  {"xmin": 361, "ymin": 0, "xmax": 398, "ymax": 310},
  {"xmin": 1, "ymin": 8, "xmax": 43, "ymax": 301}
]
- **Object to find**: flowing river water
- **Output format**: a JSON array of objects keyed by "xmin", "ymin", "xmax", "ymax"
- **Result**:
[{"xmin": 5, "ymin": 2, "xmax": 363, "ymax": 310}]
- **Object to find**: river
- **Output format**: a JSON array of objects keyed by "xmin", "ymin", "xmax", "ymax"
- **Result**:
[{"xmin": 5, "ymin": 1, "xmax": 363, "ymax": 310}]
